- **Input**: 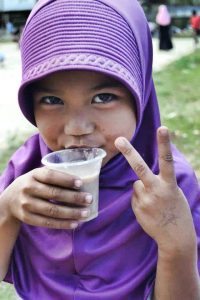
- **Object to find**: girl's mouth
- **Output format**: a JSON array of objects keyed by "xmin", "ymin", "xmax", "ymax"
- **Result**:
[{"xmin": 65, "ymin": 145, "xmax": 100, "ymax": 149}]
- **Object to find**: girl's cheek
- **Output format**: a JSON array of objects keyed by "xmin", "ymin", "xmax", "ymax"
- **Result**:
[
  {"xmin": 104, "ymin": 134, "xmax": 121, "ymax": 153},
  {"xmin": 37, "ymin": 124, "xmax": 60, "ymax": 149}
]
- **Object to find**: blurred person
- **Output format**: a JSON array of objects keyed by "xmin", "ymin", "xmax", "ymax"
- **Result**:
[
  {"xmin": 6, "ymin": 21, "xmax": 14, "ymax": 35},
  {"xmin": 0, "ymin": 52, "xmax": 5, "ymax": 67},
  {"xmin": 190, "ymin": 9, "xmax": 200, "ymax": 45},
  {"xmin": 156, "ymin": 4, "xmax": 173, "ymax": 51}
]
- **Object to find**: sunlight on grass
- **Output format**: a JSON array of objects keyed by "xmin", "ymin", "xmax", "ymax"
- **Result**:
[{"xmin": 0, "ymin": 282, "xmax": 17, "ymax": 300}]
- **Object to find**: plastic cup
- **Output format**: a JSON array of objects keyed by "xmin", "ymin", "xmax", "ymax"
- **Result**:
[{"xmin": 41, "ymin": 148, "xmax": 106, "ymax": 221}]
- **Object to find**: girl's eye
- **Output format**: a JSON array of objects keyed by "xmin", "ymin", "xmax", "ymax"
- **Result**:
[
  {"xmin": 92, "ymin": 93, "xmax": 117, "ymax": 104},
  {"xmin": 40, "ymin": 96, "xmax": 64, "ymax": 105}
]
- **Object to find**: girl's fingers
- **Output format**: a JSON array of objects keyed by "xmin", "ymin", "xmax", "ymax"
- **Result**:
[
  {"xmin": 28, "ymin": 181, "xmax": 92, "ymax": 207},
  {"xmin": 25, "ymin": 198, "xmax": 91, "ymax": 220},
  {"xmin": 23, "ymin": 211, "xmax": 79, "ymax": 230},
  {"xmin": 32, "ymin": 167, "xmax": 82, "ymax": 189},
  {"xmin": 133, "ymin": 180, "xmax": 144, "ymax": 196},
  {"xmin": 157, "ymin": 127, "xmax": 176, "ymax": 183},
  {"xmin": 115, "ymin": 137, "xmax": 154, "ymax": 188}
]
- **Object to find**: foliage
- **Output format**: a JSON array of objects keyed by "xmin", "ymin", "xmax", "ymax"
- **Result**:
[{"xmin": 0, "ymin": 131, "xmax": 33, "ymax": 174}]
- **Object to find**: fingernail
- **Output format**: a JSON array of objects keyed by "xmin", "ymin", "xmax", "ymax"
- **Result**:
[
  {"xmin": 159, "ymin": 127, "xmax": 168, "ymax": 136},
  {"xmin": 85, "ymin": 194, "xmax": 93, "ymax": 204},
  {"xmin": 74, "ymin": 179, "xmax": 82, "ymax": 188},
  {"xmin": 81, "ymin": 210, "xmax": 90, "ymax": 217},
  {"xmin": 115, "ymin": 138, "xmax": 131, "ymax": 155},
  {"xmin": 115, "ymin": 137, "xmax": 127, "ymax": 148},
  {"xmin": 70, "ymin": 222, "xmax": 79, "ymax": 229}
]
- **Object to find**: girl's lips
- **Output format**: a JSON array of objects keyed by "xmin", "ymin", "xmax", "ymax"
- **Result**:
[{"xmin": 64, "ymin": 145, "xmax": 100, "ymax": 149}]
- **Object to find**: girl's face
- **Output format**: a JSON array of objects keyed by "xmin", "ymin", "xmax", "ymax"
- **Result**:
[{"xmin": 33, "ymin": 70, "xmax": 136, "ymax": 165}]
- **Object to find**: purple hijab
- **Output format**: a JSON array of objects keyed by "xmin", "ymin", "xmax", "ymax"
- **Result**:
[{"xmin": 1, "ymin": 1, "xmax": 200, "ymax": 299}]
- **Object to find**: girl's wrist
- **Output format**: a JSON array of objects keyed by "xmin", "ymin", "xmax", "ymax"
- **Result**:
[
  {"xmin": 156, "ymin": 225, "xmax": 197, "ymax": 263},
  {"xmin": 0, "ymin": 193, "xmax": 19, "ymax": 226},
  {"xmin": 157, "ymin": 240, "xmax": 197, "ymax": 265}
]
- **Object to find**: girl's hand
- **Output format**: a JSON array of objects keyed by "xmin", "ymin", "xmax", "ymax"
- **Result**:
[
  {"xmin": 115, "ymin": 126, "xmax": 197, "ymax": 259},
  {"xmin": 0, "ymin": 168, "xmax": 93, "ymax": 229}
]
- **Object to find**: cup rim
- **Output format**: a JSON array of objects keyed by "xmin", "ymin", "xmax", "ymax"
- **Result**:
[{"xmin": 41, "ymin": 147, "xmax": 107, "ymax": 167}]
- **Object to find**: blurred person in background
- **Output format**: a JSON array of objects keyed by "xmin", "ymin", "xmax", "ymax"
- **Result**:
[
  {"xmin": 6, "ymin": 20, "xmax": 15, "ymax": 35},
  {"xmin": 0, "ymin": 52, "xmax": 5, "ymax": 67},
  {"xmin": 190, "ymin": 9, "xmax": 200, "ymax": 46},
  {"xmin": 156, "ymin": 4, "xmax": 173, "ymax": 51}
]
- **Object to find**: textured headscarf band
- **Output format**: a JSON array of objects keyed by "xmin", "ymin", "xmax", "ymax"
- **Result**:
[{"xmin": 18, "ymin": 0, "xmax": 142, "ymax": 125}]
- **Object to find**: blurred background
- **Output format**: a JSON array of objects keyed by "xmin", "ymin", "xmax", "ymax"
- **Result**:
[
  {"xmin": 142, "ymin": 0, "xmax": 200, "ymax": 37},
  {"xmin": 0, "ymin": 0, "xmax": 36, "ymax": 40},
  {"xmin": 1, "ymin": 1, "xmax": 200, "ymax": 40}
]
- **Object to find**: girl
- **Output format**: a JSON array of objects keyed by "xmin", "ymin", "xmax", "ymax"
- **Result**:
[{"xmin": 0, "ymin": 0, "xmax": 200, "ymax": 299}]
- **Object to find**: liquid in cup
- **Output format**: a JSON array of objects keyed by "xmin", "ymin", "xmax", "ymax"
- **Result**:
[{"xmin": 41, "ymin": 148, "xmax": 106, "ymax": 221}]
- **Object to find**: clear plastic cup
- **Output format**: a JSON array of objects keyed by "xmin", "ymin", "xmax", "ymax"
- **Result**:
[{"xmin": 41, "ymin": 148, "xmax": 106, "ymax": 221}]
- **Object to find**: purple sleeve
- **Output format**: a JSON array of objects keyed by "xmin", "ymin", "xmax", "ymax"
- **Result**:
[
  {"xmin": 0, "ymin": 162, "xmax": 15, "ymax": 283},
  {"xmin": 0, "ymin": 134, "xmax": 41, "ymax": 283}
]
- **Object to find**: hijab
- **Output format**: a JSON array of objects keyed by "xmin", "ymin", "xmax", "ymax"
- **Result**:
[
  {"xmin": 156, "ymin": 5, "xmax": 171, "ymax": 26},
  {"xmin": 1, "ymin": 1, "xmax": 199, "ymax": 299}
]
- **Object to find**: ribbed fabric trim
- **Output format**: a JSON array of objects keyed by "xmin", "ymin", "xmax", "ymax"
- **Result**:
[{"xmin": 23, "ymin": 52, "xmax": 140, "ymax": 97}]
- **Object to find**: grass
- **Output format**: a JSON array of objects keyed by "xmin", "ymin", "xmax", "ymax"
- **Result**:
[
  {"xmin": 154, "ymin": 49, "xmax": 200, "ymax": 174},
  {"xmin": 0, "ymin": 283, "xmax": 16, "ymax": 300},
  {"xmin": 0, "ymin": 49, "xmax": 200, "ymax": 299}
]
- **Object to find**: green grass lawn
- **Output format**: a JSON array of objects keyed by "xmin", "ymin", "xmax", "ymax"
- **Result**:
[
  {"xmin": 0, "ymin": 49, "xmax": 200, "ymax": 299},
  {"xmin": 0, "ymin": 282, "xmax": 16, "ymax": 300},
  {"xmin": 154, "ymin": 49, "xmax": 200, "ymax": 175}
]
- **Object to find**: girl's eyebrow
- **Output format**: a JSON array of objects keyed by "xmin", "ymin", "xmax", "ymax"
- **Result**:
[
  {"xmin": 33, "ymin": 80, "xmax": 124, "ymax": 93},
  {"xmin": 91, "ymin": 81, "xmax": 124, "ymax": 91},
  {"xmin": 33, "ymin": 86, "xmax": 61, "ymax": 93}
]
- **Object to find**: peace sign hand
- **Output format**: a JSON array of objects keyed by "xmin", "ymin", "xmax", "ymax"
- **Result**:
[{"xmin": 115, "ymin": 126, "xmax": 196, "ymax": 258}]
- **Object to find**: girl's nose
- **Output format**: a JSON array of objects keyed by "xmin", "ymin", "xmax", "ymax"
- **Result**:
[{"xmin": 64, "ymin": 112, "xmax": 94, "ymax": 136}]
